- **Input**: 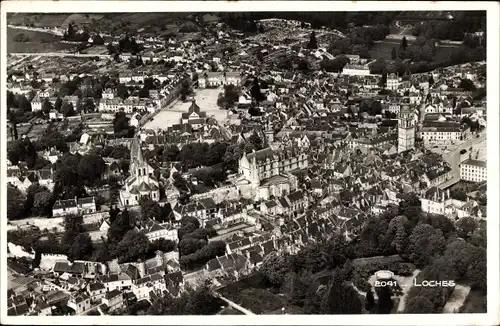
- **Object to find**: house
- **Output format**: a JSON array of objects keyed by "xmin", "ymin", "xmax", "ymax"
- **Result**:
[
  {"xmin": 421, "ymin": 187, "xmax": 452, "ymax": 215},
  {"xmin": 137, "ymin": 219, "xmax": 179, "ymax": 242},
  {"xmin": 53, "ymin": 261, "xmax": 86, "ymax": 278},
  {"xmin": 100, "ymin": 273, "xmax": 133, "ymax": 292},
  {"xmin": 102, "ymin": 290, "xmax": 124, "ymax": 312},
  {"xmin": 7, "ymin": 294, "xmax": 30, "ymax": 316},
  {"xmin": 387, "ymin": 73, "xmax": 399, "ymax": 90},
  {"xmin": 52, "ymin": 196, "xmax": 97, "ymax": 217},
  {"xmin": 67, "ymin": 293, "xmax": 91, "ymax": 315},
  {"xmin": 87, "ymin": 281, "xmax": 106, "ymax": 303}
]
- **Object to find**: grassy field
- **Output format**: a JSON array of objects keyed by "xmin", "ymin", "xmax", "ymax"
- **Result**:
[
  {"xmin": 8, "ymin": 13, "xmax": 69, "ymax": 28},
  {"xmin": 7, "ymin": 27, "xmax": 75, "ymax": 53},
  {"xmin": 369, "ymin": 39, "xmax": 463, "ymax": 63}
]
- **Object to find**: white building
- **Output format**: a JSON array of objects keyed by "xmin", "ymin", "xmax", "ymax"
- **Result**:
[
  {"xmin": 387, "ymin": 73, "xmax": 399, "ymax": 90},
  {"xmin": 460, "ymin": 159, "xmax": 487, "ymax": 182},
  {"xmin": 420, "ymin": 126, "xmax": 463, "ymax": 146},
  {"xmin": 421, "ymin": 187, "xmax": 452, "ymax": 215},
  {"xmin": 341, "ymin": 64, "xmax": 371, "ymax": 76},
  {"xmin": 52, "ymin": 197, "xmax": 97, "ymax": 217}
]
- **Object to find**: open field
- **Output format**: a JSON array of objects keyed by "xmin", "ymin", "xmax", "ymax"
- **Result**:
[
  {"xmin": 8, "ymin": 13, "xmax": 69, "ymax": 28},
  {"xmin": 369, "ymin": 39, "xmax": 463, "ymax": 62},
  {"xmin": 7, "ymin": 27, "xmax": 75, "ymax": 53},
  {"xmin": 144, "ymin": 88, "xmax": 229, "ymax": 131},
  {"xmin": 8, "ymin": 13, "xmax": 197, "ymax": 37}
]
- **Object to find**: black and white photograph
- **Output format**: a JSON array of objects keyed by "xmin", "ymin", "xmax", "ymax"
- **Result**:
[{"xmin": 1, "ymin": 1, "xmax": 498, "ymax": 325}]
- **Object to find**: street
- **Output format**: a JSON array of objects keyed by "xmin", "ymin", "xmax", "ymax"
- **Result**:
[{"xmin": 438, "ymin": 133, "xmax": 486, "ymax": 189}]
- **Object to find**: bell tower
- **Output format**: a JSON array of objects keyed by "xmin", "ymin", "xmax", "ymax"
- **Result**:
[{"xmin": 398, "ymin": 106, "xmax": 415, "ymax": 153}]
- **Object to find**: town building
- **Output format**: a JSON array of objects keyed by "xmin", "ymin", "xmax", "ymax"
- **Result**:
[
  {"xmin": 52, "ymin": 197, "xmax": 97, "ymax": 217},
  {"xmin": 460, "ymin": 159, "xmax": 487, "ymax": 182},
  {"xmin": 387, "ymin": 73, "xmax": 399, "ymax": 90}
]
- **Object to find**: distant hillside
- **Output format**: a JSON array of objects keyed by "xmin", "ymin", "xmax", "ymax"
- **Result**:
[{"xmin": 7, "ymin": 13, "xmax": 196, "ymax": 35}]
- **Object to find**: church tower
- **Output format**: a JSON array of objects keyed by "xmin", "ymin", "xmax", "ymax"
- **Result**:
[{"xmin": 398, "ymin": 106, "xmax": 415, "ymax": 153}]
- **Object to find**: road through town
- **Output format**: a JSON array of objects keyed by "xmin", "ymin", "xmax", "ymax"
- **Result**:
[{"xmin": 438, "ymin": 133, "xmax": 486, "ymax": 189}]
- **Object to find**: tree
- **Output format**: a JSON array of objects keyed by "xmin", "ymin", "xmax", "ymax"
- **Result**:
[
  {"xmin": 401, "ymin": 36, "xmax": 408, "ymax": 51},
  {"xmin": 113, "ymin": 112, "xmax": 131, "ymax": 135},
  {"xmin": 456, "ymin": 216, "xmax": 478, "ymax": 239},
  {"xmin": 307, "ymin": 31, "xmax": 318, "ymax": 49},
  {"xmin": 458, "ymin": 78, "xmax": 476, "ymax": 92},
  {"xmin": 407, "ymin": 223, "xmax": 446, "ymax": 267},
  {"xmin": 24, "ymin": 139, "xmax": 38, "ymax": 169},
  {"xmin": 250, "ymin": 77, "xmax": 265, "ymax": 103},
  {"xmin": 365, "ymin": 286, "xmax": 375, "ymax": 311},
  {"xmin": 117, "ymin": 83, "xmax": 129, "ymax": 99},
  {"xmin": 386, "ymin": 215, "xmax": 409, "ymax": 254},
  {"xmin": 42, "ymin": 98, "xmax": 53, "ymax": 115},
  {"xmin": 77, "ymin": 154, "xmax": 107, "ymax": 186},
  {"xmin": 113, "ymin": 230, "xmax": 150, "ymax": 263},
  {"xmin": 140, "ymin": 197, "xmax": 162, "ymax": 221},
  {"xmin": 93, "ymin": 34, "xmax": 105, "ymax": 45},
  {"xmin": 180, "ymin": 78, "xmax": 192, "ymax": 101},
  {"xmin": 248, "ymin": 132, "xmax": 264, "ymax": 151},
  {"xmin": 376, "ymin": 285, "xmax": 394, "ymax": 314},
  {"xmin": 32, "ymin": 190, "xmax": 53, "ymax": 216},
  {"xmin": 322, "ymin": 270, "xmax": 362, "ymax": 314},
  {"xmin": 391, "ymin": 47, "xmax": 397, "ymax": 60},
  {"xmin": 428, "ymin": 74, "xmax": 435, "ymax": 86},
  {"xmin": 178, "ymin": 238, "xmax": 205, "ymax": 256},
  {"xmin": 260, "ymin": 253, "xmax": 290, "ymax": 287},
  {"xmin": 82, "ymin": 98, "xmax": 96, "ymax": 113},
  {"xmin": 108, "ymin": 209, "xmax": 133, "ymax": 243},
  {"xmin": 14, "ymin": 32, "xmax": 30, "ymax": 42},
  {"xmin": 405, "ymin": 296, "xmax": 434, "ymax": 313},
  {"xmin": 68, "ymin": 232, "xmax": 93, "ymax": 261},
  {"xmin": 7, "ymin": 186, "xmax": 26, "ymax": 220},
  {"xmin": 61, "ymin": 102, "xmax": 76, "ymax": 117},
  {"xmin": 54, "ymin": 97, "xmax": 63, "ymax": 112},
  {"xmin": 222, "ymin": 84, "xmax": 239, "ymax": 108}
]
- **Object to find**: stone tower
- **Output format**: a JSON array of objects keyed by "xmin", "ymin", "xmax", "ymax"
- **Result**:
[{"xmin": 398, "ymin": 106, "xmax": 415, "ymax": 153}]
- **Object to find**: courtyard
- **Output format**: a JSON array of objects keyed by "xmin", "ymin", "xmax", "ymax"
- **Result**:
[{"xmin": 143, "ymin": 88, "xmax": 230, "ymax": 131}]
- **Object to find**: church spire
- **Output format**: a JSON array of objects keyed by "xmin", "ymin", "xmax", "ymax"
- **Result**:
[{"xmin": 130, "ymin": 136, "xmax": 145, "ymax": 164}]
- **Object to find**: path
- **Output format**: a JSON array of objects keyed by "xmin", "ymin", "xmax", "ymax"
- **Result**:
[
  {"xmin": 443, "ymin": 284, "xmax": 471, "ymax": 313},
  {"xmin": 394, "ymin": 269, "xmax": 421, "ymax": 312},
  {"xmin": 212, "ymin": 291, "xmax": 255, "ymax": 315},
  {"xmin": 8, "ymin": 24, "xmax": 64, "ymax": 36},
  {"xmin": 9, "ymin": 52, "xmax": 110, "ymax": 58}
]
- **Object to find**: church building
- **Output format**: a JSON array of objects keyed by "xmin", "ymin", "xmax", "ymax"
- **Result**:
[{"xmin": 119, "ymin": 137, "xmax": 160, "ymax": 207}]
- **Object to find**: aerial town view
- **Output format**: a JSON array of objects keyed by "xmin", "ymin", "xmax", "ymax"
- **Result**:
[{"xmin": 4, "ymin": 9, "xmax": 490, "ymax": 318}]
